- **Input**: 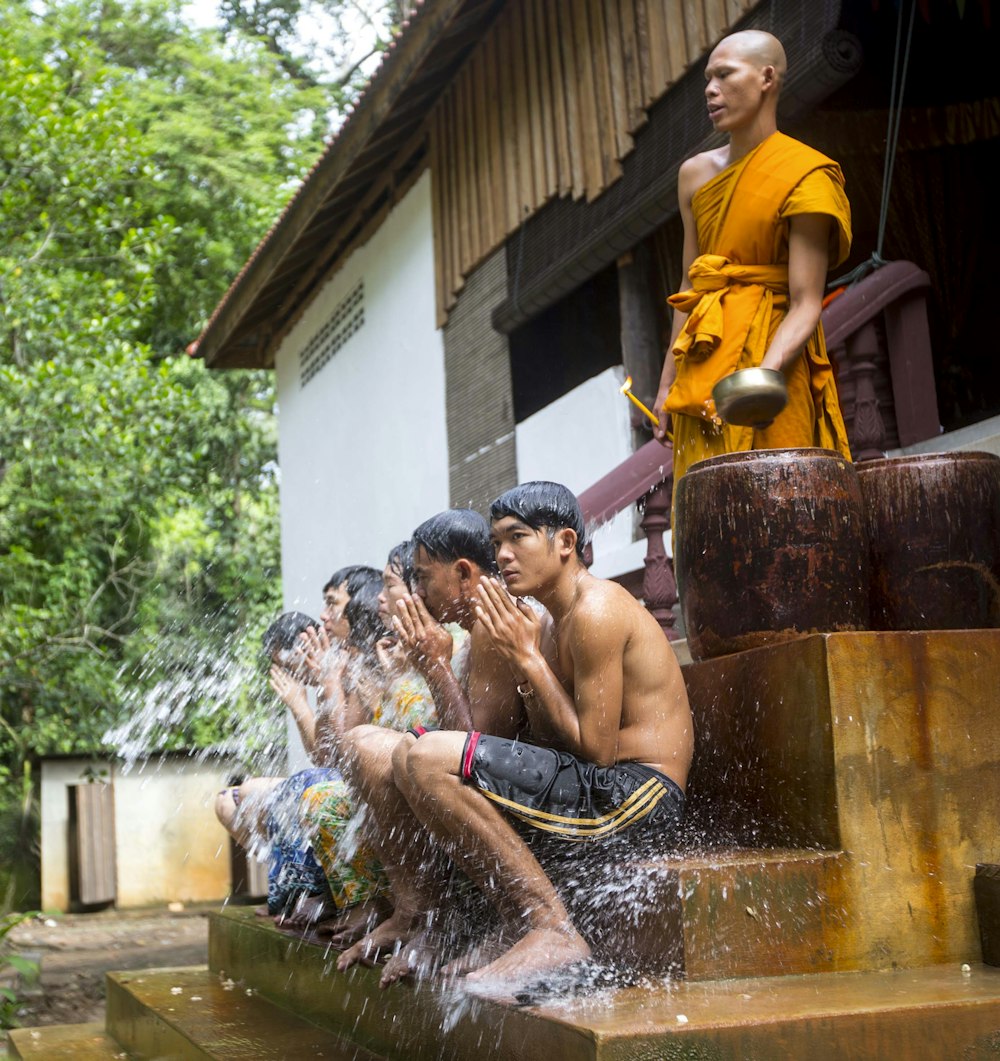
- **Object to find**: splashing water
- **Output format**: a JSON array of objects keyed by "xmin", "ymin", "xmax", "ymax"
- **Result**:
[{"xmin": 103, "ymin": 620, "xmax": 286, "ymax": 778}]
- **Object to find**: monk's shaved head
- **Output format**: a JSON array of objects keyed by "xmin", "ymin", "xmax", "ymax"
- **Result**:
[{"xmin": 710, "ymin": 30, "xmax": 787, "ymax": 88}]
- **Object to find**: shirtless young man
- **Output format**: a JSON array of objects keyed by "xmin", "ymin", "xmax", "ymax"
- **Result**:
[
  {"xmin": 651, "ymin": 30, "xmax": 852, "ymax": 486},
  {"xmin": 335, "ymin": 509, "xmax": 524, "ymax": 977},
  {"xmin": 394, "ymin": 481, "xmax": 694, "ymax": 985}
]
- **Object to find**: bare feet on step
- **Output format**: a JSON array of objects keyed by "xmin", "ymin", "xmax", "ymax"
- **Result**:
[
  {"xmin": 464, "ymin": 926, "xmax": 590, "ymax": 985},
  {"xmin": 317, "ymin": 898, "xmax": 392, "ymax": 947},
  {"xmin": 441, "ymin": 928, "xmax": 509, "ymax": 978},
  {"xmin": 378, "ymin": 928, "xmax": 440, "ymax": 988},
  {"xmin": 335, "ymin": 910, "xmax": 425, "ymax": 972},
  {"xmin": 277, "ymin": 893, "xmax": 338, "ymax": 929}
]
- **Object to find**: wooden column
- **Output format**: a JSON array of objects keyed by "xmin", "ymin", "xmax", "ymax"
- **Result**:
[{"xmin": 617, "ymin": 244, "xmax": 662, "ymax": 447}]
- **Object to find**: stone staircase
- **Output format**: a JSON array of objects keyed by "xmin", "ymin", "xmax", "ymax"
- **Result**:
[{"xmin": 9, "ymin": 630, "xmax": 1000, "ymax": 1059}]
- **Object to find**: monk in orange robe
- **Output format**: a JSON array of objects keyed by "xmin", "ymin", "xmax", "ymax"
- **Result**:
[{"xmin": 652, "ymin": 30, "xmax": 852, "ymax": 498}]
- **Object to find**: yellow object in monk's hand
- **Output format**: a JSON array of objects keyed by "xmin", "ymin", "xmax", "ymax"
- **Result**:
[{"xmin": 620, "ymin": 376, "xmax": 673, "ymax": 441}]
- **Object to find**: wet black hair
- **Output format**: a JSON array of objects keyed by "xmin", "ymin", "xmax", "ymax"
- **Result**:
[
  {"xmin": 489, "ymin": 481, "xmax": 587, "ymax": 559},
  {"xmin": 411, "ymin": 509, "xmax": 498, "ymax": 575},
  {"xmin": 324, "ymin": 564, "xmax": 382, "ymax": 597},
  {"xmin": 386, "ymin": 540, "xmax": 415, "ymax": 589},
  {"xmin": 344, "ymin": 577, "xmax": 389, "ymax": 659},
  {"xmin": 262, "ymin": 611, "xmax": 319, "ymax": 655}
]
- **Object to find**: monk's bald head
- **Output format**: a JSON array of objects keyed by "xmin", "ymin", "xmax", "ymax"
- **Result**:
[{"xmin": 709, "ymin": 30, "xmax": 787, "ymax": 91}]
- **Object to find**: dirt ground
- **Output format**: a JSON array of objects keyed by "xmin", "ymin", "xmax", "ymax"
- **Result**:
[{"xmin": 4, "ymin": 904, "xmax": 215, "ymax": 1032}]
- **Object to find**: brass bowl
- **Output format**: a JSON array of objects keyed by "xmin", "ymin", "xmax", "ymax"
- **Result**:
[{"xmin": 712, "ymin": 368, "xmax": 789, "ymax": 427}]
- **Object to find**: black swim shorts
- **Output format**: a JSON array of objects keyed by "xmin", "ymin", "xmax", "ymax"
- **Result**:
[{"xmin": 460, "ymin": 732, "xmax": 684, "ymax": 843}]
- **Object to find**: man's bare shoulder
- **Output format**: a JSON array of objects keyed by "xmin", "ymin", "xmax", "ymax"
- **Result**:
[
  {"xmin": 679, "ymin": 147, "xmax": 729, "ymax": 199},
  {"xmin": 569, "ymin": 577, "xmax": 641, "ymax": 637}
]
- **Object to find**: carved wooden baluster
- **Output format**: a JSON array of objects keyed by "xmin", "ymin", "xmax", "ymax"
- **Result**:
[
  {"xmin": 640, "ymin": 478, "xmax": 679, "ymax": 640},
  {"xmin": 846, "ymin": 320, "xmax": 886, "ymax": 461}
]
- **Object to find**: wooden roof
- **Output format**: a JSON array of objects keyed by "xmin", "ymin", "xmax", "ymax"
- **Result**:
[{"xmin": 193, "ymin": 0, "xmax": 506, "ymax": 369}]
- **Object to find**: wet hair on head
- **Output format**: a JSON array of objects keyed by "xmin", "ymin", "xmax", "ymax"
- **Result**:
[
  {"xmin": 262, "ymin": 611, "xmax": 319, "ymax": 656},
  {"xmin": 344, "ymin": 577, "xmax": 390, "ymax": 659},
  {"xmin": 385, "ymin": 540, "xmax": 415, "ymax": 589},
  {"xmin": 324, "ymin": 564, "xmax": 382, "ymax": 598},
  {"xmin": 411, "ymin": 509, "xmax": 498, "ymax": 575},
  {"xmin": 490, "ymin": 481, "xmax": 587, "ymax": 559}
]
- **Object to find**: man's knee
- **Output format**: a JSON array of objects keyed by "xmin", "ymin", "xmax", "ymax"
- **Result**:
[
  {"xmin": 344, "ymin": 725, "xmax": 404, "ymax": 782},
  {"xmin": 400, "ymin": 732, "xmax": 464, "ymax": 794},
  {"xmin": 215, "ymin": 787, "xmax": 238, "ymax": 831},
  {"xmin": 389, "ymin": 731, "xmax": 416, "ymax": 782}
]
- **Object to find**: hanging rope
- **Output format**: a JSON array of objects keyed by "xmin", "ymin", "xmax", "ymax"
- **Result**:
[{"xmin": 830, "ymin": 0, "xmax": 918, "ymax": 289}]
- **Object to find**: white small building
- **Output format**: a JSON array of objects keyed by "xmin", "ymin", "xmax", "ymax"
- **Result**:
[{"xmin": 39, "ymin": 754, "xmax": 235, "ymax": 911}]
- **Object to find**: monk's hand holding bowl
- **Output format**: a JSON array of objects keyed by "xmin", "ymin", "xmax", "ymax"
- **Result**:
[
  {"xmin": 711, "ymin": 367, "xmax": 788, "ymax": 428},
  {"xmin": 475, "ymin": 576, "xmax": 542, "ymax": 670}
]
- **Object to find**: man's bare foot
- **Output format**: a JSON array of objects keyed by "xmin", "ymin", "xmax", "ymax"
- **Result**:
[
  {"xmin": 464, "ymin": 927, "xmax": 590, "ymax": 984},
  {"xmin": 317, "ymin": 898, "xmax": 391, "ymax": 947},
  {"xmin": 441, "ymin": 928, "xmax": 509, "ymax": 978},
  {"xmin": 378, "ymin": 928, "xmax": 441, "ymax": 988},
  {"xmin": 277, "ymin": 893, "xmax": 338, "ymax": 928},
  {"xmin": 254, "ymin": 904, "xmax": 273, "ymax": 919},
  {"xmin": 336, "ymin": 910, "xmax": 424, "ymax": 972}
]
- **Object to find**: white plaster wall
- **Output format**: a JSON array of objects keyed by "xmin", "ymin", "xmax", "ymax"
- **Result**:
[
  {"xmin": 112, "ymin": 759, "xmax": 232, "ymax": 908},
  {"xmin": 273, "ymin": 173, "xmax": 449, "ymax": 768},
  {"xmin": 274, "ymin": 171, "xmax": 448, "ymax": 609},
  {"xmin": 40, "ymin": 757, "xmax": 231, "ymax": 910},
  {"xmin": 515, "ymin": 365, "xmax": 641, "ymax": 576}
]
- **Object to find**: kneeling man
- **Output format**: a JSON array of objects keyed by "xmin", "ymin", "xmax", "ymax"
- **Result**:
[{"xmin": 398, "ymin": 481, "xmax": 693, "ymax": 983}]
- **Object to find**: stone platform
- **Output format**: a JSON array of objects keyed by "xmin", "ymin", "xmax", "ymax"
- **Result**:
[
  {"xmin": 9, "ymin": 630, "xmax": 1000, "ymax": 1058},
  {"xmin": 10, "ymin": 911, "xmax": 1000, "ymax": 1060}
]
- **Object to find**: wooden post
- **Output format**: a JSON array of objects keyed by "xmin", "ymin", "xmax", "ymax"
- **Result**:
[
  {"xmin": 617, "ymin": 243, "xmax": 662, "ymax": 448},
  {"xmin": 640, "ymin": 479, "xmax": 679, "ymax": 639}
]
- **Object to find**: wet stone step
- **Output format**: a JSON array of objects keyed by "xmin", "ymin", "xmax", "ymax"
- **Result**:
[
  {"xmin": 6, "ymin": 1020, "xmax": 132, "ymax": 1059},
  {"xmin": 105, "ymin": 965, "xmax": 386, "ymax": 1060},
  {"xmin": 210, "ymin": 846, "xmax": 846, "ymax": 1000},
  {"xmin": 208, "ymin": 913, "xmax": 1000, "ymax": 1061}
]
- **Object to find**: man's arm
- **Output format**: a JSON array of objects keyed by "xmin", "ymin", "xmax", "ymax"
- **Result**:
[
  {"xmin": 476, "ymin": 578, "xmax": 624, "ymax": 763},
  {"xmin": 298, "ymin": 626, "xmax": 370, "ymax": 763},
  {"xmin": 653, "ymin": 156, "xmax": 702, "ymax": 444},
  {"xmin": 269, "ymin": 665, "xmax": 317, "ymax": 760},
  {"xmin": 393, "ymin": 594, "xmax": 476, "ymax": 730},
  {"xmin": 464, "ymin": 623, "xmax": 523, "ymax": 738},
  {"xmin": 314, "ymin": 680, "xmax": 371, "ymax": 765},
  {"xmin": 759, "ymin": 212, "xmax": 831, "ymax": 371}
]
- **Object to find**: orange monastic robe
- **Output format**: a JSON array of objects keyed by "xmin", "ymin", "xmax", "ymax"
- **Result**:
[{"xmin": 664, "ymin": 131, "xmax": 853, "ymax": 492}]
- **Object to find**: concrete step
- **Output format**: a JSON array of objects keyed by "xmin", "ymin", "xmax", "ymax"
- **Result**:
[
  {"xmin": 6, "ymin": 1020, "xmax": 132, "ymax": 1059},
  {"xmin": 580, "ymin": 845, "xmax": 847, "ymax": 979},
  {"xmin": 206, "ymin": 907, "xmax": 1000, "ymax": 1061},
  {"xmin": 208, "ymin": 846, "xmax": 846, "ymax": 987},
  {"xmin": 104, "ymin": 965, "xmax": 385, "ymax": 1060}
]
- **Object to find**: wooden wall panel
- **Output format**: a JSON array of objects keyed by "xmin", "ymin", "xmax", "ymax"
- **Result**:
[{"xmin": 431, "ymin": 0, "xmax": 759, "ymax": 324}]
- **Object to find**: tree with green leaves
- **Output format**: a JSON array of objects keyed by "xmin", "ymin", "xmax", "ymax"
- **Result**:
[{"xmin": 0, "ymin": 0, "xmax": 396, "ymax": 908}]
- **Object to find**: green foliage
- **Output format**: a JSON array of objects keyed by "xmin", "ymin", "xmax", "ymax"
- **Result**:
[
  {"xmin": 0, "ymin": 0, "xmax": 382, "ymax": 899},
  {"xmin": 0, "ymin": 910, "xmax": 40, "ymax": 1029}
]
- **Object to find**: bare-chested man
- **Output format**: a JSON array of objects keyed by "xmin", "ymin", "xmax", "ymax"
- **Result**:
[
  {"xmin": 651, "ymin": 30, "xmax": 852, "ymax": 489},
  {"xmin": 336, "ymin": 509, "xmax": 524, "ymax": 978},
  {"xmin": 394, "ymin": 481, "xmax": 693, "ymax": 985}
]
